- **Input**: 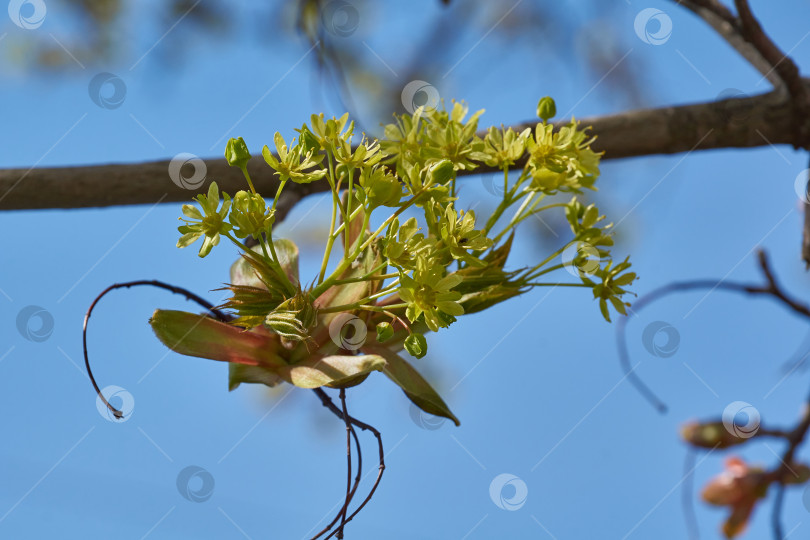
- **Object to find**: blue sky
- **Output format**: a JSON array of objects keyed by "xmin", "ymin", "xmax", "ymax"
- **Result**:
[{"xmin": 3, "ymin": 1, "xmax": 810, "ymax": 538}]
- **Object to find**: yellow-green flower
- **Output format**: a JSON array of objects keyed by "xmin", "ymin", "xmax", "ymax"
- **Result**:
[
  {"xmin": 229, "ymin": 191, "xmax": 275, "ymax": 239},
  {"xmin": 262, "ymin": 132, "xmax": 326, "ymax": 184},
  {"xmin": 335, "ymin": 137, "xmax": 383, "ymax": 169},
  {"xmin": 420, "ymin": 102, "xmax": 484, "ymax": 171},
  {"xmin": 177, "ymin": 182, "xmax": 232, "ymax": 257},
  {"xmin": 384, "ymin": 217, "xmax": 434, "ymax": 271},
  {"xmin": 470, "ymin": 126, "xmax": 530, "ymax": 169},
  {"xmin": 439, "ymin": 205, "xmax": 492, "ymax": 266},
  {"xmin": 399, "ymin": 257, "xmax": 464, "ymax": 332},
  {"xmin": 526, "ymin": 122, "xmax": 601, "ymax": 194}
]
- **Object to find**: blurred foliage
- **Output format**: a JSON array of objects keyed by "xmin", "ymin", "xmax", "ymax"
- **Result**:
[{"xmin": 9, "ymin": 0, "xmax": 648, "ymax": 124}]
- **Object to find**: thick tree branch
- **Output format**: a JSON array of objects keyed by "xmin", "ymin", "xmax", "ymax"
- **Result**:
[{"xmin": 2, "ymin": 84, "xmax": 808, "ymax": 211}]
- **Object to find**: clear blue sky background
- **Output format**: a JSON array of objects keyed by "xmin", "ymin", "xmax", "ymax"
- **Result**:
[{"xmin": 3, "ymin": 1, "xmax": 810, "ymax": 538}]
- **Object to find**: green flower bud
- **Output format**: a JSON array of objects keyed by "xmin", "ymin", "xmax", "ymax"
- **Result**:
[
  {"xmin": 264, "ymin": 294, "xmax": 317, "ymax": 347},
  {"xmin": 376, "ymin": 322, "xmax": 394, "ymax": 342},
  {"xmin": 404, "ymin": 332, "xmax": 428, "ymax": 359},
  {"xmin": 429, "ymin": 159, "xmax": 455, "ymax": 185},
  {"xmin": 536, "ymin": 96, "xmax": 556, "ymax": 122},
  {"xmin": 681, "ymin": 421, "xmax": 749, "ymax": 449},
  {"xmin": 299, "ymin": 126, "xmax": 321, "ymax": 154},
  {"xmin": 226, "ymin": 137, "xmax": 251, "ymax": 169}
]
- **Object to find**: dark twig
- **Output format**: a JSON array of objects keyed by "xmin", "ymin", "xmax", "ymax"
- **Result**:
[
  {"xmin": 801, "ymin": 158, "xmax": 810, "ymax": 267},
  {"xmin": 771, "ymin": 481, "xmax": 786, "ymax": 540},
  {"xmin": 337, "ymin": 388, "xmax": 351, "ymax": 539},
  {"xmin": 311, "ymin": 388, "xmax": 385, "ymax": 540},
  {"xmin": 313, "ymin": 388, "xmax": 385, "ymax": 540},
  {"xmin": 618, "ymin": 250, "xmax": 810, "ymax": 411},
  {"xmin": 83, "ymin": 280, "xmax": 231, "ymax": 419},
  {"xmin": 769, "ymin": 383, "xmax": 810, "ymax": 539},
  {"xmin": 312, "ymin": 424, "xmax": 363, "ymax": 539},
  {"xmin": 675, "ymin": 0, "xmax": 781, "ymax": 86},
  {"xmin": 682, "ymin": 449, "xmax": 700, "ymax": 540}
]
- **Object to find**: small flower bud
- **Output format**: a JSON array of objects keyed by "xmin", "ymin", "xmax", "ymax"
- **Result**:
[
  {"xmin": 681, "ymin": 421, "xmax": 750, "ymax": 449},
  {"xmin": 429, "ymin": 159, "xmax": 455, "ymax": 185},
  {"xmin": 225, "ymin": 137, "xmax": 251, "ymax": 169},
  {"xmin": 536, "ymin": 96, "xmax": 556, "ymax": 122},
  {"xmin": 404, "ymin": 332, "xmax": 428, "ymax": 359},
  {"xmin": 376, "ymin": 322, "xmax": 394, "ymax": 342}
]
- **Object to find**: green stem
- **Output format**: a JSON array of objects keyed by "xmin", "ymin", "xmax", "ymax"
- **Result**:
[
  {"xmin": 270, "ymin": 179, "xmax": 287, "ymax": 211},
  {"xmin": 310, "ymin": 187, "xmax": 428, "ymax": 300},
  {"xmin": 481, "ymin": 166, "xmax": 516, "ymax": 236},
  {"xmin": 345, "ymin": 167, "xmax": 354, "ymax": 256},
  {"xmin": 239, "ymin": 165, "xmax": 256, "ymax": 194},
  {"xmin": 527, "ymin": 282, "xmax": 591, "ymax": 288},
  {"xmin": 331, "ymin": 272, "xmax": 397, "ymax": 286},
  {"xmin": 491, "ymin": 202, "xmax": 567, "ymax": 244}
]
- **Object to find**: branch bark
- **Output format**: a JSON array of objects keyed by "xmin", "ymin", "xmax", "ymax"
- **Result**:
[
  {"xmin": 675, "ymin": 0, "xmax": 784, "ymax": 88},
  {"xmin": 2, "ymin": 83, "xmax": 808, "ymax": 211}
]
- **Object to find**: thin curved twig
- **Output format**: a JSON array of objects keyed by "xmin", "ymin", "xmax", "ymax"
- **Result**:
[
  {"xmin": 83, "ymin": 280, "xmax": 231, "ymax": 419},
  {"xmin": 682, "ymin": 448, "xmax": 700, "ymax": 540},
  {"xmin": 618, "ymin": 250, "xmax": 810, "ymax": 412},
  {"xmin": 311, "ymin": 418, "xmax": 363, "ymax": 539},
  {"xmin": 312, "ymin": 388, "xmax": 386, "ymax": 540},
  {"xmin": 338, "ymin": 388, "xmax": 351, "ymax": 538}
]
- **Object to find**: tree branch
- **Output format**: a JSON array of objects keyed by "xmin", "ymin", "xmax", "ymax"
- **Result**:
[
  {"xmin": 674, "ymin": 0, "xmax": 784, "ymax": 87},
  {"xmin": 2, "ymin": 84, "xmax": 808, "ymax": 211},
  {"xmin": 617, "ymin": 250, "xmax": 810, "ymax": 412}
]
